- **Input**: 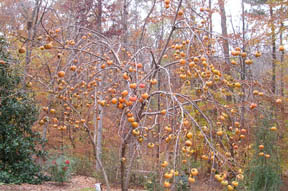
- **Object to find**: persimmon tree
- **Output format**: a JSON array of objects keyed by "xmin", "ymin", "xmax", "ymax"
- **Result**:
[{"xmin": 2, "ymin": 0, "xmax": 287, "ymax": 190}]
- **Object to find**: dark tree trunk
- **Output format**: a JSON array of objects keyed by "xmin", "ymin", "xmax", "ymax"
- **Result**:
[
  {"xmin": 218, "ymin": 0, "xmax": 230, "ymax": 66},
  {"xmin": 280, "ymin": 22, "xmax": 284, "ymax": 97},
  {"xmin": 240, "ymin": 0, "xmax": 246, "ymax": 131},
  {"xmin": 270, "ymin": 5, "xmax": 276, "ymax": 94}
]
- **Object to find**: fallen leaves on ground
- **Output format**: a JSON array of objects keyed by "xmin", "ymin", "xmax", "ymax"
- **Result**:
[{"xmin": 0, "ymin": 176, "xmax": 96, "ymax": 191}]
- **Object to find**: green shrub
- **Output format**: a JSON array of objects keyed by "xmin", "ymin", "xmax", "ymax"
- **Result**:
[
  {"xmin": 130, "ymin": 171, "xmax": 146, "ymax": 187},
  {"xmin": 0, "ymin": 36, "xmax": 47, "ymax": 184},
  {"xmin": 48, "ymin": 156, "xmax": 73, "ymax": 184},
  {"xmin": 144, "ymin": 172, "xmax": 163, "ymax": 191},
  {"xmin": 246, "ymin": 119, "xmax": 281, "ymax": 191},
  {"xmin": 70, "ymin": 155, "xmax": 94, "ymax": 176},
  {"xmin": 175, "ymin": 174, "xmax": 190, "ymax": 191}
]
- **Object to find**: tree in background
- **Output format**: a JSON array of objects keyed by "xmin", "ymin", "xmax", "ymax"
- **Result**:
[{"xmin": 0, "ymin": 36, "xmax": 46, "ymax": 184}]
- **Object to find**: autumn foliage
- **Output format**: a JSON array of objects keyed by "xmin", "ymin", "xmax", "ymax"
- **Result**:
[{"xmin": 0, "ymin": 0, "xmax": 288, "ymax": 191}]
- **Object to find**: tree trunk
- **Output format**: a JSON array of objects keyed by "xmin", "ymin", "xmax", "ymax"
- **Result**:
[
  {"xmin": 218, "ymin": 0, "xmax": 230, "ymax": 66},
  {"xmin": 96, "ymin": 0, "xmax": 102, "ymax": 33},
  {"xmin": 218, "ymin": 0, "xmax": 231, "ymax": 102},
  {"xmin": 270, "ymin": 5, "xmax": 276, "ymax": 94},
  {"xmin": 120, "ymin": 136, "xmax": 137, "ymax": 191},
  {"xmin": 95, "ymin": 94, "xmax": 103, "ymax": 171},
  {"xmin": 95, "ymin": 0, "xmax": 103, "ymax": 171},
  {"xmin": 156, "ymin": 3, "xmax": 165, "ymax": 185},
  {"xmin": 240, "ymin": 0, "xmax": 246, "ymax": 131},
  {"xmin": 120, "ymin": 1, "xmax": 130, "ymax": 190},
  {"xmin": 124, "ymin": 143, "xmax": 137, "ymax": 190},
  {"xmin": 280, "ymin": 22, "xmax": 284, "ymax": 97},
  {"xmin": 24, "ymin": 0, "xmax": 41, "ymax": 86},
  {"xmin": 122, "ymin": 0, "xmax": 128, "ymax": 49},
  {"xmin": 121, "ymin": 139, "xmax": 128, "ymax": 191},
  {"xmin": 208, "ymin": 0, "xmax": 212, "ymax": 52},
  {"xmin": 92, "ymin": 138, "xmax": 111, "ymax": 191}
]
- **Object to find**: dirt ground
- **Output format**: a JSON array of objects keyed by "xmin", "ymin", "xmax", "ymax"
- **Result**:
[
  {"xmin": 0, "ymin": 176, "xmax": 97, "ymax": 191},
  {"xmin": 1, "ymin": 175, "xmax": 287, "ymax": 191},
  {"xmin": 0, "ymin": 176, "xmax": 221, "ymax": 191},
  {"xmin": 0, "ymin": 175, "xmax": 148, "ymax": 191}
]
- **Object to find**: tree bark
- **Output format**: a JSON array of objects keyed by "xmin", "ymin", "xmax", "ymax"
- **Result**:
[
  {"xmin": 95, "ymin": 0, "xmax": 103, "ymax": 171},
  {"xmin": 24, "ymin": 0, "xmax": 42, "ymax": 86},
  {"xmin": 218, "ymin": 0, "xmax": 232, "ymax": 102},
  {"xmin": 124, "ymin": 143, "xmax": 137, "ymax": 191},
  {"xmin": 280, "ymin": 22, "xmax": 284, "ymax": 97},
  {"xmin": 92, "ymin": 136, "xmax": 111, "ymax": 191},
  {"xmin": 156, "ymin": 2, "xmax": 165, "ymax": 185},
  {"xmin": 120, "ymin": 1, "xmax": 130, "ymax": 190},
  {"xmin": 122, "ymin": 0, "xmax": 128, "ymax": 49},
  {"xmin": 218, "ymin": 0, "xmax": 230, "ymax": 66},
  {"xmin": 240, "ymin": 0, "xmax": 246, "ymax": 131},
  {"xmin": 208, "ymin": 0, "xmax": 212, "ymax": 52},
  {"xmin": 121, "ymin": 139, "xmax": 128, "ymax": 191},
  {"xmin": 270, "ymin": 5, "xmax": 276, "ymax": 94}
]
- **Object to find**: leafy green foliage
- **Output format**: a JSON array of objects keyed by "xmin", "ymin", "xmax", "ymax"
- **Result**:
[
  {"xmin": 144, "ymin": 173, "xmax": 163, "ymax": 191},
  {"xmin": 47, "ymin": 156, "xmax": 73, "ymax": 184},
  {"xmin": 69, "ymin": 155, "xmax": 94, "ymax": 177},
  {"xmin": 246, "ymin": 119, "xmax": 281, "ymax": 191},
  {"xmin": 0, "ymin": 37, "xmax": 46, "ymax": 184},
  {"xmin": 175, "ymin": 175, "xmax": 190, "ymax": 191}
]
